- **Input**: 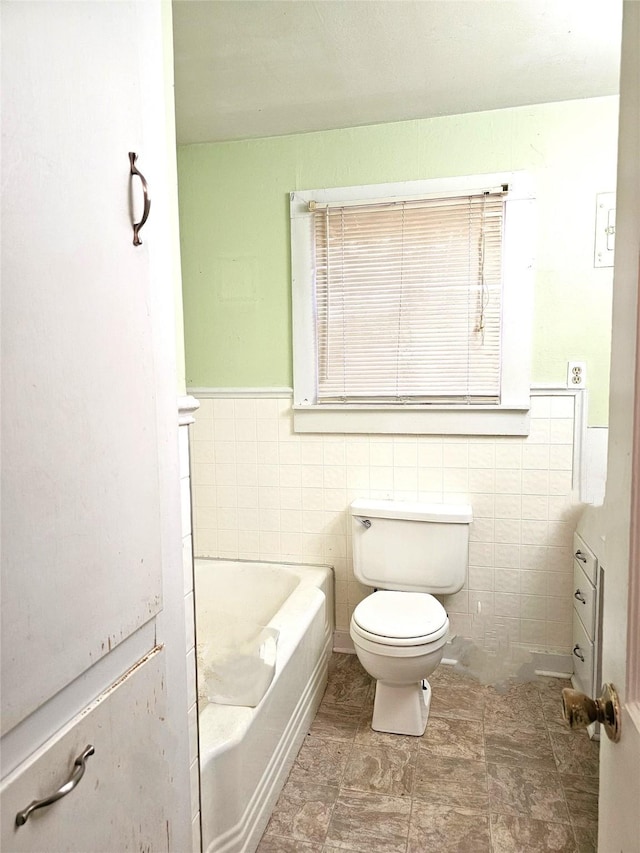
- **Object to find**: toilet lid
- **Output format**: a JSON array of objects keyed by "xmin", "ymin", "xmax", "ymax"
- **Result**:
[{"xmin": 352, "ymin": 591, "xmax": 448, "ymax": 644}]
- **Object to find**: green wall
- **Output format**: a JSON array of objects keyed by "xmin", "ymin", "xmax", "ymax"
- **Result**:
[{"xmin": 178, "ymin": 97, "xmax": 618, "ymax": 424}]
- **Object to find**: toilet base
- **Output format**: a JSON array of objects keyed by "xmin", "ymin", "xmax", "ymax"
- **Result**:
[{"xmin": 371, "ymin": 679, "xmax": 432, "ymax": 736}]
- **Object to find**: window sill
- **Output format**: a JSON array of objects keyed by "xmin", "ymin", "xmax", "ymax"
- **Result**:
[{"xmin": 293, "ymin": 404, "xmax": 531, "ymax": 436}]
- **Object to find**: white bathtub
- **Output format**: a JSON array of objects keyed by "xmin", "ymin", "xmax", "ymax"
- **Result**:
[{"xmin": 195, "ymin": 558, "xmax": 334, "ymax": 853}]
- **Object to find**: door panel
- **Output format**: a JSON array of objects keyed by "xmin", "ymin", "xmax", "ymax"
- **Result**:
[
  {"xmin": 1, "ymin": 2, "xmax": 164, "ymax": 734},
  {"xmin": 0, "ymin": 648, "xmax": 172, "ymax": 853},
  {"xmin": 598, "ymin": 3, "xmax": 640, "ymax": 849}
]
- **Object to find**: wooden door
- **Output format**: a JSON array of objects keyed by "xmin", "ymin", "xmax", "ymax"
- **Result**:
[
  {"xmin": 598, "ymin": 3, "xmax": 640, "ymax": 850},
  {"xmin": 1, "ymin": 1, "xmax": 165, "ymax": 734}
]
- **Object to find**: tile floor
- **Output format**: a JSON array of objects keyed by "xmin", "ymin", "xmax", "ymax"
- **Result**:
[{"xmin": 257, "ymin": 653, "xmax": 599, "ymax": 853}]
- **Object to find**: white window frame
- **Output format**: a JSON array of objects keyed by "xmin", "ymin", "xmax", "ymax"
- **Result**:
[{"xmin": 290, "ymin": 172, "xmax": 535, "ymax": 435}]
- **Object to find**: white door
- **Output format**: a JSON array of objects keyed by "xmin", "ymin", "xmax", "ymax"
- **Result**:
[
  {"xmin": 2, "ymin": 1, "xmax": 163, "ymax": 731},
  {"xmin": 1, "ymin": 0, "xmax": 191, "ymax": 847},
  {"xmin": 598, "ymin": 3, "xmax": 640, "ymax": 850}
]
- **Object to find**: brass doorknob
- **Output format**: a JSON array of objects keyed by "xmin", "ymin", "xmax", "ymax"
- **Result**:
[{"xmin": 561, "ymin": 682, "xmax": 621, "ymax": 742}]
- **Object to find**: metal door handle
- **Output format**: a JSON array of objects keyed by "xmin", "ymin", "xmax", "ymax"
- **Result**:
[
  {"xmin": 129, "ymin": 152, "xmax": 151, "ymax": 246},
  {"xmin": 562, "ymin": 683, "xmax": 621, "ymax": 742},
  {"xmin": 15, "ymin": 745, "xmax": 95, "ymax": 826},
  {"xmin": 574, "ymin": 550, "xmax": 588, "ymax": 563},
  {"xmin": 572, "ymin": 645, "xmax": 585, "ymax": 662},
  {"xmin": 574, "ymin": 589, "xmax": 586, "ymax": 603}
]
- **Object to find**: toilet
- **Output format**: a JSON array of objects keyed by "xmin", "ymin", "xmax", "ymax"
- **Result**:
[{"xmin": 349, "ymin": 498, "xmax": 472, "ymax": 736}]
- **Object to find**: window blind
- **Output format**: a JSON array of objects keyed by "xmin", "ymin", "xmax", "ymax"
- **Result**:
[{"xmin": 312, "ymin": 192, "xmax": 505, "ymax": 404}]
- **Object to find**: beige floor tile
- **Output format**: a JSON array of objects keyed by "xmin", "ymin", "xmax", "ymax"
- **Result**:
[
  {"xmin": 487, "ymin": 763, "xmax": 570, "ymax": 823},
  {"xmin": 490, "ymin": 814, "xmax": 578, "ymax": 852},
  {"xmin": 323, "ymin": 655, "xmax": 373, "ymax": 709},
  {"xmin": 430, "ymin": 684, "xmax": 487, "ymax": 720},
  {"xmin": 420, "ymin": 716, "xmax": 485, "ymax": 760},
  {"xmin": 341, "ymin": 743, "xmax": 415, "ymax": 797},
  {"xmin": 550, "ymin": 731, "xmax": 600, "ymax": 777},
  {"xmin": 325, "ymin": 790, "xmax": 411, "ymax": 853},
  {"xmin": 483, "ymin": 680, "xmax": 546, "ymax": 730},
  {"xmin": 288, "ymin": 736, "xmax": 352, "ymax": 787},
  {"xmin": 408, "ymin": 803, "xmax": 491, "ymax": 853},
  {"xmin": 484, "ymin": 727, "xmax": 557, "ymax": 771},
  {"xmin": 413, "ymin": 754, "xmax": 489, "ymax": 810},
  {"xmin": 264, "ymin": 780, "xmax": 340, "ymax": 843},
  {"xmin": 573, "ymin": 823, "xmax": 598, "ymax": 853},
  {"xmin": 560, "ymin": 773, "xmax": 599, "ymax": 827},
  {"xmin": 310, "ymin": 705, "xmax": 362, "ymax": 742}
]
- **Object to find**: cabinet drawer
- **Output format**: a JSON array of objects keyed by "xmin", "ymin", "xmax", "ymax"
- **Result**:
[
  {"xmin": 1, "ymin": 648, "xmax": 171, "ymax": 853},
  {"xmin": 572, "ymin": 610, "xmax": 595, "ymax": 697},
  {"xmin": 572, "ymin": 561, "xmax": 597, "ymax": 639},
  {"xmin": 573, "ymin": 533, "xmax": 597, "ymax": 584}
]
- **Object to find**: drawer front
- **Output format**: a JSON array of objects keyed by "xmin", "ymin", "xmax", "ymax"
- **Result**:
[
  {"xmin": 572, "ymin": 561, "xmax": 597, "ymax": 639},
  {"xmin": 572, "ymin": 610, "xmax": 595, "ymax": 696},
  {"xmin": 573, "ymin": 533, "xmax": 597, "ymax": 584},
  {"xmin": 1, "ymin": 648, "xmax": 171, "ymax": 853}
]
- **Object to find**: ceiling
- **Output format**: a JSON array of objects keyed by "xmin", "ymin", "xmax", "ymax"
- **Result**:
[{"xmin": 172, "ymin": 0, "xmax": 622, "ymax": 145}]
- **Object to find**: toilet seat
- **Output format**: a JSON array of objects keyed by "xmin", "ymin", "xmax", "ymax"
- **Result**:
[{"xmin": 351, "ymin": 590, "xmax": 448, "ymax": 647}]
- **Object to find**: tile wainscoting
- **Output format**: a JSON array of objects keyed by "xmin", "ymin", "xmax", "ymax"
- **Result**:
[{"xmin": 189, "ymin": 390, "xmax": 587, "ymax": 667}]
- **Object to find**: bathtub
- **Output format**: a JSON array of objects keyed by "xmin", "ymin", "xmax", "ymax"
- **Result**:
[{"xmin": 195, "ymin": 558, "xmax": 334, "ymax": 853}]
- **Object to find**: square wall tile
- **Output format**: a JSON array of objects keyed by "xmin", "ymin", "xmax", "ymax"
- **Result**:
[
  {"xmin": 529, "ymin": 396, "xmax": 551, "ymax": 418},
  {"xmin": 468, "ymin": 566, "xmax": 495, "ymax": 590},
  {"xmin": 494, "ymin": 593, "xmax": 520, "ymax": 618},
  {"xmin": 494, "ymin": 519, "xmax": 522, "ymax": 545},
  {"xmin": 520, "ymin": 595, "xmax": 547, "ymax": 620},
  {"xmin": 470, "ymin": 517, "xmax": 495, "ymax": 543},
  {"xmin": 550, "ymin": 396, "xmax": 575, "ymax": 418},
  {"xmin": 469, "ymin": 468, "xmax": 495, "ymax": 493},
  {"xmin": 494, "ymin": 442, "xmax": 523, "ymax": 469},
  {"xmin": 494, "ymin": 494, "xmax": 522, "ymax": 519},
  {"xmin": 520, "ymin": 571, "xmax": 547, "ymax": 595},
  {"xmin": 494, "ymin": 569, "xmax": 520, "ymax": 594},
  {"xmin": 443, "ymin": 443, "xmax": 469, "ymax": 467},
  {"xmin": 494, "ymin": 469, "xmax": 522, "ymax": 494},
  {"xmin": 468, "ymin": 441, "xmax": 495, "ymax": 468},
  {"xmin": 526, "ymin": 419, "xmax": 551, "ymax": 444},
  {"xmin": 521, "ymin": 494, "xmax": 549, "ymax": 520},
  {"xmin": 418, "ymin": 443, "xmax": 444, "ymax": 467},
  {"xmin": 494, "ymin": 544, "xmax": 521, "ymax": 569},
  {"xmin": 471, "ymin": 493, "xmax": 495, "ymax": 517}
]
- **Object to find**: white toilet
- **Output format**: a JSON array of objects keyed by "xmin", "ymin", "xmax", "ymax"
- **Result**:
[{"xmin": 349, "ymin": 498, "xmax": 472, "ymax": 736}]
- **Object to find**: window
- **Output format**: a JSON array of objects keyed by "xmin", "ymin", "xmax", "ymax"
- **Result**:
[{"xmin": 291, "ymin": 173, "xmax": 535, "ymax": 435}]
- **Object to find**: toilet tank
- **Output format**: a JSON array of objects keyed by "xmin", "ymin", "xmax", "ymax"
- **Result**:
[{"xmin": 350, "ymin": 499, "xmax": 472, "ymax": 594}]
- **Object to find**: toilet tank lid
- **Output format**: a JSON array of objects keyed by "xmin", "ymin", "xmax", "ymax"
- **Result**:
[{"xmin": 350, "ymin": 498, "xmax": 472, "ymax": 524}]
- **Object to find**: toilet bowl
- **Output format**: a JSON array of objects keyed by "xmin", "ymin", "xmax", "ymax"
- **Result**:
[
  {"xmin": 348, "ymin": 499, "xmax": 472, "ymax": 737},
  {"xmin": 350, "ymin": 589, "xmax": 450, "ymax": 735}
]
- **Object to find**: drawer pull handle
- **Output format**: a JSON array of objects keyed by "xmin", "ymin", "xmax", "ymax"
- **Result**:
[
  {"xmin": 574, "ymin": 589, "xmax": 586, "ymax": 604},
  {"xmin": 573, "ymin": 645, "xmax": 585, "ymax": 663},
  {"xmin": 15, "ymin": 745, "xmax": 95, "ymax": 827},
  {"xmin": 129, "ymin": 152, "xmax": 151, "ymax": 246},
  {"xmin": 574, "ymin": 550, "xmax": 588, "ymax": 563}
]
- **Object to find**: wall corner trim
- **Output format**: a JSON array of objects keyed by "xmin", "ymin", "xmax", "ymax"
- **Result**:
[{"xmin": 178, "ymin": 395, "xmax": 201, "ymax": 425}]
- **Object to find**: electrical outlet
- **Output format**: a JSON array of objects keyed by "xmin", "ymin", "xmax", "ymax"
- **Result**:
[{"xmin": 567, "ymin": 361, "xmax": 586, "ymax": 388}]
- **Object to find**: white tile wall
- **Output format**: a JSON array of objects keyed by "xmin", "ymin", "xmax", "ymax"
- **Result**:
[{"xmin": 190, "ymin": 394, "xmax": 584, "ymax": 656}]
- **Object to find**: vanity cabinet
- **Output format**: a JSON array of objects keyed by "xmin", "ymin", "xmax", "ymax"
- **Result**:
[{"xmin": 571, "ymin": 532, "xmax": 603, "ymax": 736}]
